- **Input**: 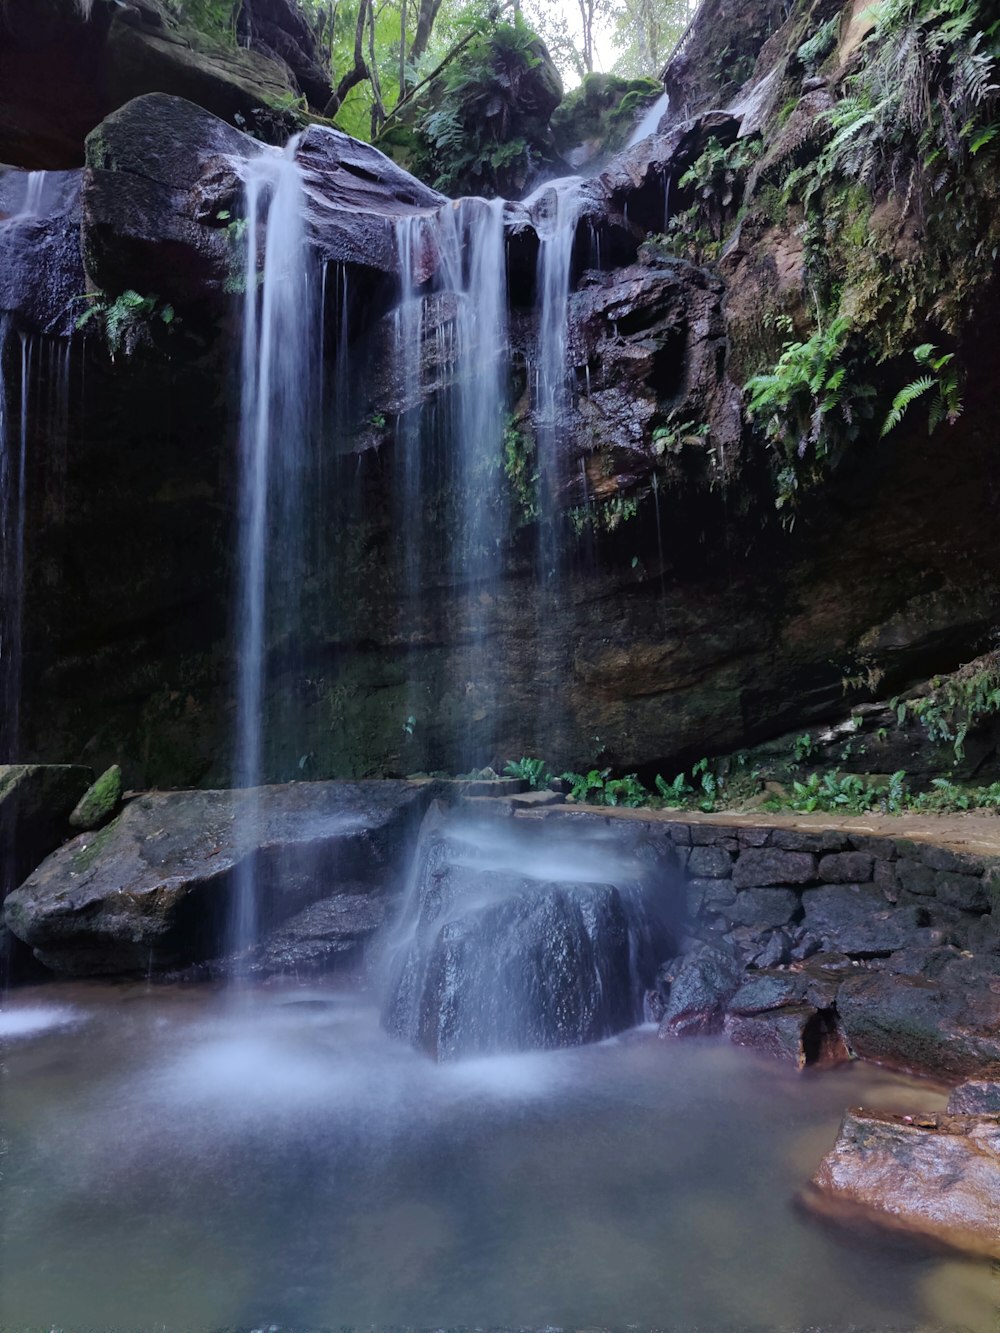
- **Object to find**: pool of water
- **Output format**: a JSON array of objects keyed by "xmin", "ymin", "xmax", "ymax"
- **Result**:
[{"xmin": 2, "ymin": 979, "xmax": 997, "ymax": 1330}]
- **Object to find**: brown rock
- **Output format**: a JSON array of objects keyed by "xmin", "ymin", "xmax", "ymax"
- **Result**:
[{"xmin": 806, "ymin": 1108, "xmax": 1000, "ymax": 1261}]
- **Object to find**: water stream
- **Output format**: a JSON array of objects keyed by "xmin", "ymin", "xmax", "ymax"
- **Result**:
[{"xmin": 233, "ymin": 141, "xmax": 315, "ymax": 962}]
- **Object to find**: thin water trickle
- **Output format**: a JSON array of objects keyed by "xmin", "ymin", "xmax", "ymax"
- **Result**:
[
  {"xmin": 0, "ymin": 322, "xmax": 30, "ymax": 763},
  {"xmin": 232, "ymin": 141, "xmax": 315, "ymax": 967}
]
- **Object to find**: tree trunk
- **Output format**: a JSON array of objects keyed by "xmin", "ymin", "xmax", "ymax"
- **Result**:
[
  {"xmin": 408, "ymin": 0, "xmax": 443, "ymax": 64},
  {"xmin": 324, "ymin": 0, "xmax": 370, "ymax": 116}
]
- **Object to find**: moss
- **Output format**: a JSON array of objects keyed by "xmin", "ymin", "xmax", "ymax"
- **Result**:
[
  {"xmin": 69, "ymin": 764, "xmax": 123, "ymax": 830},
  {"xmin": 71, "ymin": 820, "xmax": 119, "ymax": 874}
]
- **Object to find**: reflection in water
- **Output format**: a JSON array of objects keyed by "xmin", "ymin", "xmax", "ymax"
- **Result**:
[{"xmin": 1, "ymin": 980, "xmax": 990, "ymax": 1331}]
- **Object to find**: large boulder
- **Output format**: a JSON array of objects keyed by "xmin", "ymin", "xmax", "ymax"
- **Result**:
[
  {"xmin": 81, "ymin": 93, "xmax": 258, "ymax": 305},
  {"xmin": 295, "ymin": 125, "xmax": 448, "ymax": 279},
  {"xmin": 836, "ymin": 962, "xmax": 1000, "ymax": 1080},
  {"xmin": 4, "ymin": 779, "xmax": 435, "ymax": 976},
  {"xmin": 382, "ymin": 805, "xmax": 678, "ymax": 1059},
  {"xmin": 806, "ymin": 1108, "xmax": 1000, "ymax": 1261}
]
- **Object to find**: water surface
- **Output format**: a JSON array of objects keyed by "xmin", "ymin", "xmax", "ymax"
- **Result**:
[{"xmin": 2, "ymin": 980, "xmax": 996, "ymax": 1330}]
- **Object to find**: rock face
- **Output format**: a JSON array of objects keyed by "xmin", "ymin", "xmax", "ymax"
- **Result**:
[
  {"xmin": 0, "ymin": 764, "xmax": 94, "ymax": 899},
  {"xmin": 0, "ymin": 168, "xmax": 84, "ymax": 336},
  {"xmin": 0, "ymin": 0, "xmax": 301, "ymax": 170},
  {"xmin": 806, "ymin": 1108, "xmax": 1000, "ymax": 1261},
  {"xmin": 382, "ymin": 805, "xmax": 678, "ymax": 1059},
  {"xmin": 4, "ymin": 779, "xmax": 435, "ymax": 975}
]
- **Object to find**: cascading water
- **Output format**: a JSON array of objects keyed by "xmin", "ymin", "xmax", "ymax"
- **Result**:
[
  {"xmin": 625, "ymin": 92, "xmax": 671, "ymax": 149},
  {"xmin": 392, "ymin": 198, "xmax": 509, "ymax": 768},
  {"xmin": 232, "ymin": 141, "xmax": 315, "ymax": 964},
  {"xmin": 0, "ymin": 321, "xmax": 31, "ymax": 763},
  {"xmin": 381, "ymin": 806, "xmax": 676, "ymax": 1059}
]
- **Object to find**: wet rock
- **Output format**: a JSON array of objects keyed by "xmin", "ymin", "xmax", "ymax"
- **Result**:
[
  {"xmin": 295, "ymin": 125, "xmax": 448, "ymax": 279},
  {"xmin": 725, "ymin": 1004, "xmax": 846, "ymax": 1070},
  {"xmin": 750, "ymin": 927, "xmax": 792, "ymax": 967},
  {"xmin": 4, "ymin": 779, "xmax": 434, "ymax": 976},
  {"xmin": 726, "ymin": 886, "xmax": 799, "ymax": 929},
  {"xmin": 817, "ymin": 852, "xmax": 874, "ymax": 883},
  {"xmin": 686, "ymin": 845, "xmax": 733, "ymax": 879},
  {"xmin": 383, "ymin": 807, "xmax": 675, "ymax": 1059},
  {"xmin": 658, "ymin": 943, "xmax": 743, "ymax": 1036},
  {"xmin": 249, "ymin": 892, "xmax": 386, "ymax": 976},
  {"xmin": 727, "ymin": 970, "xmax": 804, "ymax": 1015},
  {"xmin": 732, "ymin": 848, "xmax": 816, "ymax": 889},
  {"xmin": 837, "ymin": 968, "xmax": 1000, "ymax": 1080},
  {"xmin": 0, "ymin": 167, "xmax": 84, "ymax": 336},
  {"xmin": 82, "ymin": 93, "xmax": 256, "ymax": 305},
  {"xmin": 801, "ymin": 884, "xmax": 921, "ymax": 956},
  {"xmin": 947, "ymin": 1081, "xmax": 1000, "ymax": 1115},
  {"xmin": 69, "ymin": 764, "xmax": 123, "ymax": 831},
  {"xmin": 806, "ymin": 1108, "xmax": 1000, "ymax": 1261},
  {"xmin": 0, "ymin": 764, "xmax": 94, "ymax": 899}
]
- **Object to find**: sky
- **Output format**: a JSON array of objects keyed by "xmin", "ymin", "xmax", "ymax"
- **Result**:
[{"xmin": 522, "ymin": 0, "xmax": 621, "ymax": 84}]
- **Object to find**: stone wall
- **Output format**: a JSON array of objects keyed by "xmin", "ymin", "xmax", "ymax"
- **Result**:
[{"xmin": 511, "ymin": 805, "xmax": 1000, "ymax": 1081}]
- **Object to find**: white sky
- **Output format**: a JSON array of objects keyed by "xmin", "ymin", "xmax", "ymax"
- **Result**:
[{"xmin": 523, "ymin": 0, "xmax": 621, "ymax": 85}]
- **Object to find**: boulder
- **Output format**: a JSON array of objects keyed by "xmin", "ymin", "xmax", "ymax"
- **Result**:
[
  {"xmin": 4, "ymin": 779, "xmax": 434, "ymax": 976},
  {"xmin": 806, "ymin": 1108, "xmax": 1000, "ymax": 1261},
  {"xmin": 837, "ymin": 966, "xmax": 1000, "ymax": 1080},
  {"xmin": 383, "ymin": 806, "xmax": 676, "ymax": 1058},
  {"xmin": 724, "ymin": 1004, "xmax": 847, "ymax": 1069},
  {"xmin": 295, "ymin": 125, "xmax": 448, "ymax": 279},
  {"xmin": 81, "ymin": 92, "xmax": 257, "ymax": 305},
  {"xmin": 69, "ymin": 763, "xmax": 122, "ymax": 831},
  {"xmin": 658, "ymin": 942, "xmax": 743, "ymax": 1036},
  {"xmin": 248, "ymin": 891, "xmax": 387, "ymax": 976}
]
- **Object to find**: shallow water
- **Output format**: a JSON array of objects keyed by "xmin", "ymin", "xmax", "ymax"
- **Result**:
[{"xmin": 2, "ymin": 980, "xmax": 997, "ymax": 1331}]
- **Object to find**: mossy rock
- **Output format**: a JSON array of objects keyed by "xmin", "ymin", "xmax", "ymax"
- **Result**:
[{"xmin": 69, "ymin": 764, "xmax": 123, "ymax": 831}]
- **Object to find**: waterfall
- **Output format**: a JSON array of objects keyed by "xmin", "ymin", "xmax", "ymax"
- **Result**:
[
  {"xmin": 381, "ymin": 807, "xmax": 677, "ymax": 1059},
  {"xmin": 532, "ymin": 178, "xmax": 582, "ymax": 583},
  {"xmin": 0, "ymin": 322, "xmax": 31, "ymax": 762},
  {"xmin": 232, "ymin": 141, "xmax": 315, "ymax": 963},
  {"xmin": 626, "ymin": 92, "xmax": 671, "ymax": 149},
  {"xmin": 391, "ymin": 199, "xmax": 510, "ymax": 769}
]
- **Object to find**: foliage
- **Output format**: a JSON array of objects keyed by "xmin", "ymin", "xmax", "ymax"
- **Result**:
[
  {"xmin": 414, "ymin": 14, "xmax": 560, "ymax": 195},
  {"xmin": 504, "ymin": 755, "xmax": 553, "ymax": 787},
  {"xmin": 502, "ymin": 417, "xmax": 539, "ymax": 525},
  {"xmin": 651, "ymin": 416, "xmax": 709, "ymax": 456},
  {"xmin": 881, "ymin": 342, "xmax": 963, "ymax": 436},
  {"xmin": 568, "ymin": 493, "xmax": 639, "ymax": 535},
  {"xmin": 677, "ymin": 135, "xmax": 762, "ymax": 241},
  {"xmin": 75, "ymin": 289, "xmax": 176, "ymax": 358},
  {"xmin": 744, "ymin": 317, "xmax": 876, "ymax": 516},
  {"xmin": 890, "ymin": 657, "xmax": 1000, "ymax": 760}
]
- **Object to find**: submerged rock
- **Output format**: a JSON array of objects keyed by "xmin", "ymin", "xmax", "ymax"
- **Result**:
[
  {"xmin": 806, "ymin": 1108, "xmax": 1000, "ymax": 1261},
  {"xmin": 382, "ymin": 805, "xmax": 678, "ymax": 1059},
  {"xmin": 4, "ymin": 779, "xmax": 434, "ymax": 976}
]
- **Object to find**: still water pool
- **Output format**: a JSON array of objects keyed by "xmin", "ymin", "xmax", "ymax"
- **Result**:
[{"xmin": 2, "ymin": 979, "xmax": 997, "ymax": 1330}]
